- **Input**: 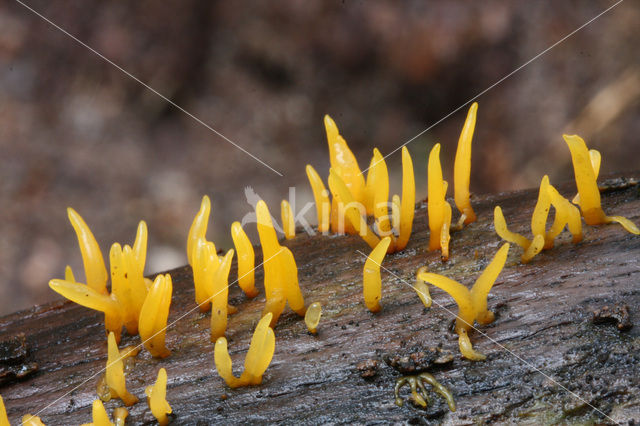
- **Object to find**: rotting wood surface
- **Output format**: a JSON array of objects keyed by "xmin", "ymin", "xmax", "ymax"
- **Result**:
[{"xmin": 1, "ymin": 174, "xmax": 639, "ymax": 425}]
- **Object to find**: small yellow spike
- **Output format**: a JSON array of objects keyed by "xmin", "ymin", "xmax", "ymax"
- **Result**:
[
  {"xmin": 231, "ymin": 222, "xmax": 258, "ymax": 298},
  {"xmin": 391, "ymin": 194, "xmax": 401, "ymax": 233},
  {"xmin": 49, "ymin": 279, "xmax": 123, "ymax": 342},
  {"xmin": 470, "ymin": 243, "xmax": 509, "ymax": 324},
  {"xmin": 214, "ymin": 312, "xmax": 275, "ymax": 388},
  {"xmin": 281, "ymin": 200, "xmax": 295, "ymax": 240},
  {"xmin": 531, "ymin": 176, "xmax": 552, "ymax": 239},
  {"xmin": 22, "ymin": 415, "xmax": 46, "ymax": 426},
  {"xmin": 328, "ymin": 169, "xmax": 380, "ymax": 249},
  {"xmin": 105, "ymin": 332, "xmax": 138, "ymax": 406},
  {"xmin": 363, "ymin": 237, "xmax": 392, "ymax": 312},
  {"xmin": 187, "ymin": 195, "xmax": 211, "ymax": 266},
  {"xmin": 279, "ymin": 247, "xmax": 306, "ymax": 316},
  {"xmin": 454, "ymin": 102, "xmax": 478, "ymax": 224},
  {"xmin": 65, "ymin": 265, "xmax": 76, "ymax": 282},
  {"xmin": 210, "ymin": 250, "xmax": 234, "ymax": 342},
  {"xmin": 67, "ymin": 207, "xmax": 108, "ymax": 294},
  {"xmin": 427, "ymin": 144, "xmax": 451, "ymax": 258},
  {"xmin": 493, "ymin": 206, "xmax": 530, "ymax": 250},
  {"xmin": 573, "ymin": 149, "xmax": 602, "ymax": 204},
  {"xmin": 396, "ymin": 146, "xmax": 416, "ymax": 251},
  {"xmin": 304, "ymin": 302, "xmax": 322, "ymax": 334},
  {"xmin": 192, "ymin": 238, "xmax": 218, "ymax": 312},
  {"xmin": 138, "ymin": 274, "xmax": 172, "ymax": 358},
  {"xmin": 305, "ymin": 165, "xmax": 331, "ymax": 233},
  {"xmin": 413, "ymin": 267, "xmax": 432, "ymax": 308},
  {"xmin": 145, "ymin": 368, "xmax": 172, "ymax": 426},
  {"xmin": 371, "ymin": 149, "xmax": 393, "ymax": 244},
  {"xmin": 256, "ymin": 200, "xmax": 280, "ymax": 257},
  {"xmin": 132, "ymin": 221, "xmax": 147, "ymax": 273},
  {"xmin": 0, "ymin": 395, "xmax": 9, "ymax": 426},
  {"xmin": 81, "ymin": 400, "xmax": 113, "ymax": 426}
]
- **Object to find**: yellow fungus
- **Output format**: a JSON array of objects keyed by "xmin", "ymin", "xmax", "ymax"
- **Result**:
[
  {"xmin": 281, "ymin": 200, "xmax": 295, "ymax": 240},
  {"xmin": 0, "ymin": 396, "xmax": 8, "ymax": 426},
  {"xmin": 231, "ymin": 221, "xmax": 258, "ymax": 298},
  {"xmin": 453, "ymin": 102, "xmax": 478, "ymax": 224},
  {"xmin": 145, "ymin": 368, "xmax": 172, "ymax": 426},
  {"xmin": 418, "ymin": 243, "xmax": 510, "ymax": 360},
  {"xmin": 65, "ymin": 264, "xmax": 75, "ymax": 282},
  {"xmin": 413, "ymin": 267, "xmax": 432, "ymax": 308},
  {"xmin": 363, "ymin": 156, "xmax": 376, "ymax": 215},
  {"xmin": 138, "ymin": 274, "xmax": 172, "ymax": 358},
  {"xmin": 110, "ymin": 243, "xmax": 147, "ymax": 335},
  {"xmin": 572, "ymin": 149, "xmax": 601, "ymax": 204},
  {"xmin": 305, "ymin": 165, "xmax": 331, "ymax": 233},
  {"xmin": 304, "ymin": 302, "xmax": 322, "ymax": 334},
  {"xmin": 187, "ymin": 195, "xmax": 211, "ymax": 266},
  {"xmin": 68, "ymin": 207, "xmax": 108, "ymax": 294},
  {"xmin": 328, "ymin": 169, "xmax": 380, "ymax": 249},
  {"xmin": 363, "ymin": 237, "xmax": 392, "ymax": 312},
  {"xmin": 80, "ymin": 400, "xmax": 113, "ymax": 426},
  {"xmin": 565, "ymin": 134, "xmax": 639, "ymax": 234},
  {"xmin": 371, "ymin": 149, "xmax": 394, "ymax": 245},
  {"xmin": 391, "ymin": 194, "xmax": 401, "ymax": 233},
  {"xmin": 324, "ymin": 115, "xmax": 365, "ymax": 205},
  {"xmin": 22, "ymin": 415, "xmax": 45, "ymax": 426},
  {"xmin": 49, "ymin": 279, "xmax": 124, "ymax": 342},
  {"xmin": 547, "ymin": 184, "xmax": 583, "ymax": 246},
  {"xmin": 279, "ymin": 247, "xmax": 306, "ymax": 316},
  {"xmin": 210, "ymin": 249, "xmax": 234, "ymax": 341},
  {"xmin": 396, "ymin": 146, "xmax": 416, "ymax": 251},
  {"xmin": 105, "ymin": 331, "xmax": 139, "ymax": 406},
  {"xmin": 214, "ymin": 312, "xmax": 276, "ymax": 388},
  {"xmin": 427, "ymin": 144, "xmax": 452, "ymax": 260},
  {"xmin": 192, "ymin": 237, "xmax": 219, "ymax": 312},
  {"xmin": 113, "ymin": 408, "xmax": 128, "ymax": 426}
]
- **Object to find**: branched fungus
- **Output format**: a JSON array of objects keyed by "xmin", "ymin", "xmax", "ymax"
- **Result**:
[
  {"xmin": 210, "ymin": 249, "xmax": 235, "ymax": 341},
  {"xmin": 105, "ymin": 332, "xmax": 138, "ymax": 406},
  {"xmin": 418, "ymin": 243, "xmax": 510, "ymax": 360},
  {"xmin": 145, "ymin": 368, "xmax": 172, "ymax": 426},
  {"xmin": 231, "ymin": 221, "xmax": 258, "ymax": 298},
  {"xmin": 454, "ymin": 102, "xmax": 478, "ymax": 225},
  {"xmin": 363, "ymin": 237, "xmax": 392, "ymax": 312},
  {"xmin": 394, "ymin": 373, "xmax": 456, "ymax": 411},
  {"xmin": 564, "ymin": 134, "xmax": 639, "ymax": 234},
  {"xmin": 214, "ymin": 312, "xmax": 276, "ymax": 388},
  {"xmin": 138, "ymin": 274, "xmax": 173, "ymax": 358}
]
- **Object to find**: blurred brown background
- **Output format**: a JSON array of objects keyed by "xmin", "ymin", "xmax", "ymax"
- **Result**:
[{"xmin": 1, "ymin": 1, "xmax": 638, "ymax": 315}]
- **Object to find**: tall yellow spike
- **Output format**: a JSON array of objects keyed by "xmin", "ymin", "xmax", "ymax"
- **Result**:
[
  {"xmin": 427, "ymin": 144, "xmax": 452, "ymax": 259},
  {"xmin": 363, "ymin": 237, "xmax": 392, "ymax": 312},
  {"xmin": 305, "ymin": 165, "xmax": 331, "ymax": 233},
  {"xmin": 210, "ymin": 250, "xmax": 234, "ymax": 341},
  {"xmin": 138, "ymin": 274, "xmax": 172, "ymax": 358},
  {"xmin": 396, "ymin": 146, "xmax": 415, "ymax": 251},
  {"xmin": 231, "ymin": 222, "xmax": 258, "ymax": 298},
  {"xmin": 281, "ymin": 200, "xmax": 295, "ymax": 240},
  {"xmin": 106, "ymin": 332, "xmax": 138, "ymax": 406},
  {"xmin": 67, "ymin": 207, "xmax": 108, "ymax": 294},
  {"xmin": 187, "ymin": 195, "xmax": 211, "ymax": 266},
  {"xmin": 454, "ymin": 102, "xmax": 478, "ymax": 224}
]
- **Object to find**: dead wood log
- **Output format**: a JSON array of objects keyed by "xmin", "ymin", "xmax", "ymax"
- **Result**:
[{"xmin": 1, "ymin": 174, "xmax": 639, "ymax": 424}]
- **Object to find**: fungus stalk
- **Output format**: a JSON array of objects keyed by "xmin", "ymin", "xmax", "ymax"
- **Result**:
[
  {"xmin": 105, "ymin": 332, "xmax": 138, "ymax": 406},
  {"xmin": 418, "ymin": 243, "xmax": 510, "ymax": 360},
  {"xmin": 363, "ymin": 237, "xmax": 392, "ymax": 312},
  {"xmin": 304, "ymin": 302, "xmax": 322, "ymax": 334},
  {"xmin": 145, "ymin": 368, "xmax": 172, "ymax": 426},
  {"xmin": 187, "ymin": 195, "xmax": 211, "ymax": 266},
  {"xmin": 427, "ymin": 144, "xmax": 452, "ymax": 260},
  {"xmin": 396, "ymin": 146, "xmax": 416, "ymax": 251},
  {"xmin": 305, "ymin": 165, "xmax": 331, "ymax": 233},
  {"xmin": 67, "ymin": 207, "xmax": 108, "ymax": 294},
  {"xmin": 210, "ymin": 249, "xmax": 234, "ymax": 341},
  {"xmin": 231, "ymin": 221, "xmax": 258, "ymax": 298},
  {"xmin": 454, "ymin": 102, "xmax": 478, "ymax": 225},
  {"xmin": 138, "ymin": 274, "xmax": 173, "ymax": 358},
  {"xmin": 81, "ymin": 400, "xmax": 112, "ymax": 426},
  {"xmin": 281, "ymin": 200, "xmax": 295, "ymax": 240},
  {"xmin": 214, "ymin": 312, "xmax": 276, "ymax": 388}
]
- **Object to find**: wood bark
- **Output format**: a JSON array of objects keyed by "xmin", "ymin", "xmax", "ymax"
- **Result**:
[{"xmin": 1, "ymin": 174, "xmax": 639, "ymax": 424}]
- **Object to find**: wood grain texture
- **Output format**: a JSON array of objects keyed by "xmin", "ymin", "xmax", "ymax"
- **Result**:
[{"xmin": 1, "ymin": 175, "xmax": 639, "ymax": 424}]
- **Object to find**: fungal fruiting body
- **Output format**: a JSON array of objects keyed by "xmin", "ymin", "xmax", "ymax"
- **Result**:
[
  {"xmin": 394, "ymin": 373, "xmax": 456, "ymax": 411},
  {"xmin": 418, "ymin": 243, "xmax": 510, "ymax": 360},
  {"xmin": 305, "ymin": 165, "xmax": 331, "ymax": 233},
  {"xmin": 67, "ymin": 207, "xmax": 108, "ymax": 294},
  {"xmin": 191, "ymin": 237, "xmax": 220, "ymax": 312},
  {"xmin": 427, "ymin": 144, "xmax": 452, "ymax": 260},
  {"xmin": 113, "ymin": 408, "xmax": 128, "ymax": 426},
  {"xmin": 564, "ymin": 134, "xmax": 639, "ymax": 234},
  {"xmin": 363, "ymin": 237, "xmax": 392, "ymax": 312},
  {"xmin": 214, "ymin": 312, "xmax": 276, "ymax": 388},
  {"xmin": 0, "ymin": 396, "xmax": 8, "ymax": 426},
  {"xmin": 187, "ymin": 195, "xmax": 211, "ymax": 266},
  {"xmin": 304, "ymin": 302, "xmax": 322, "ymax": 334},
  {"xmin": 21, "ymin": 415, "xmax": 45, "ymax": 426},
  {"xmin": 453, "ymin": 103, "xmax": 478, "ymax": 226},
  {"xmin": 138, "ymin": 274, "xmax": 173, "ymax": 358},
  {"xmin": 370, "ymin": 149, "xmax": 395, "ymax": 246},
  {"xmin": 256, "ymin": 200, "xmax": 306, "ymax": 326},
  {"xmin": 231, "ymin": 221, "xmax": 258, "ymax": 298},
  {"xmin": 145, "ymin": 368, "xmax": 172, "ymax": 426},
  {"xmin": 81, "ymin": 400, "xmax": 113, "ymax": 426},
  {"xmin": 413, "ymin": 267, "xmax": 432, "ymax": 308},
  {"xmin": 395, "ymin": 147, "xmax": 416, "ymax": 251},
  {"xmin": 281, "ymin": 200, "xmax": 295, "ymax": 240},
  {"xmin": 50, "ymin": 212, "xmax": 149, "ymax": 342},
  {"xmin": 105, "ymin": 332, "xmax": 138, "ymax": 406},
  {"xmin": 209, "ymin": 249, "xmax": 235, "ymax": 341},
  {"xmin": 494, "ymin": 175, "xmax": 583, "ymax": 262}
]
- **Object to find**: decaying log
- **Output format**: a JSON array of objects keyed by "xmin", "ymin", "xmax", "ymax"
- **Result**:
[{"xmin": 1, "ymin": 174, "xmax": 639, "ymax": 424}]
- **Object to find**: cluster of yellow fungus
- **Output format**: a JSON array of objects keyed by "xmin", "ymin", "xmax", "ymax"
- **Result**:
[
  {"xmin": 138, "ymin": 274, "xmax": 173, "ymax": 358},
  {"xmin": 256, "ymin": 200, "xmax": 306, "ymax": 326},
  {"xmin": 564, "ymin": 134, "xmax": 639, "ymax": 234},
  {"xmin": 214, "ymin": 312, "xmax": 276, "ymax": 388},
  {"xmin": 306, "ymin": 115, "xmax": 415, "ymax": 254},
  {"xmin": 80, "ymin": 400, "xmax": 127, "ymax": 426},
  {"xmin": 494, "ymin": 175, "xmax": 581, "ymax": 263},
  {"xmin": 304, "ymin": 302, "xmax": 322, "ymax": 334},
  {"xmin": 49, "ymin": 208, "xmax": 152, "ymax": 344},
  {"xmin": 362, "ymin": 237, "xmax": 392, "ymax": 312},
  {"xmin": 418, "ymin": 243, "xmax": 510, "ymax": 360},
  {"xmin": 145, "ymin": 368, "xmax": 172, "ymax": 426}
]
